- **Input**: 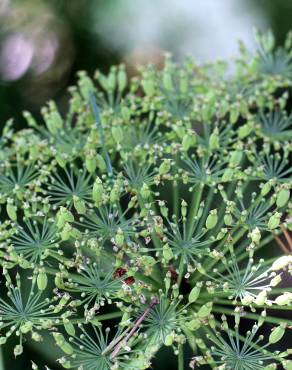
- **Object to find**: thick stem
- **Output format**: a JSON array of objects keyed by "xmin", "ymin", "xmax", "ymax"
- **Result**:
[{"xmin": 178, "ymin": 345, "xmax": 184, "ymax": 370}]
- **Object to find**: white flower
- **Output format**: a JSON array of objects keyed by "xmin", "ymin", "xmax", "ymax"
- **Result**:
[{"xmin": 271, "ymin": 255, "xmax": 292, "ymax": 271}]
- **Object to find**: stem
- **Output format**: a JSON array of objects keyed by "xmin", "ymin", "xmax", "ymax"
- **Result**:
[
  {"xmin": 177, "ymin": 255, "xmax": 185, "ymax": 288},
  {"xmin": 89, "ymin": 91, "xmax": 113, "ymax": 176},
  {"xmin": 186, "ymin": 184, "xmax": 204, "ymax": 238},
  {"xmin": 0, "ymin": 347, "xmax": 4, "ymax": 370},
  {"xmin": 173, "ymin": 179, "xmax": 179, "ymax": 219},
  {"xmin": 212, "ymin": 305, "xmax": 292, "ymax": 326},
  {"xmin": 110, "ymin": 297, "xmax": 158, "ymax": 359},
  {"xmin": 178, "ymin": 345, "xmax": 184, "ymax": 370}
]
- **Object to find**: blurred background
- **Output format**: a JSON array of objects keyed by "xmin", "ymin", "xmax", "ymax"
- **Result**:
[
  {"xmin": 0, "ymin": 0, "xmax": 292, "ymax": 129},
  {"xmin": 0, "ymin": 0, "xmax": 291, "ymax": 369}
]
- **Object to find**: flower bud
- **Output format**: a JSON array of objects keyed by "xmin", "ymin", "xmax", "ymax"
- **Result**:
[{"xmin": 14, "ymin": 344, "xmax": 23, "ymax": 357}]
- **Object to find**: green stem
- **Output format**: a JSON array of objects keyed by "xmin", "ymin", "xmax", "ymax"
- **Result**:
[
  {"xmin": 212, "ymin": 305, "xmax": 292, "ymax": 326},
  {"xmin": 0, "ymin": 347, "xmax": 4, "ymax": 370},
  {"xmin": 60, "ymin": 311, "xmax": 123, "ymax": 325},
  {"xmin": 177, "ymin": 255, "xmax": 185, "ymax": 288},
  {"xmin": 178, "ymin": 345, "xmax": 184, "ymax": 370},
  {"xmin": 186, "ymin": 183, "xmax": 204, "ymax": 238}
]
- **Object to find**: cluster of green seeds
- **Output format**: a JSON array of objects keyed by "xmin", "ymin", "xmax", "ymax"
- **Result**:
[{"xmin": 0, "ymin": 30, "xmax": 292, "ymax": 370}]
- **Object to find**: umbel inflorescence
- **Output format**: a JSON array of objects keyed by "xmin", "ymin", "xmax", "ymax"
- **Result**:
[{"xmin": 0, "ymin": 30, "xmax": 292, "ymax": 370}]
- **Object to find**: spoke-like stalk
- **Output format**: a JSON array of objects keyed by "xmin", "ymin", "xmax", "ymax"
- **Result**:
[{"xmin": 186, "ymin": 183, "xmax": 204, "ymax": 238}]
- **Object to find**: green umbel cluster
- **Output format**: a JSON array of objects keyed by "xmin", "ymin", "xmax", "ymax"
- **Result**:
[{"xmin": 0, "ymin": 30, "xmax": 292, "ymax": 370}]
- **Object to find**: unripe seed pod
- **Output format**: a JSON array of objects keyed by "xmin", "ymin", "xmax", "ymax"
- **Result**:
[
  {"xmin": 164, "ymin": 332, "xmax": 174, "ymax": 346},
  {"xmin": 121, "ymin": 106, "xmax": 131, "ymax": 121},
  {"xmin": 182, "ymin": 132, "xmax": 196, "ymax": 151},
  {"xmin": 163, "ymin": 71, "xmax": 174, "ymax": 92},
  {"xmin": 250, "ymin": 227, "xmax": 261, "ymax": 244},
  {"xmin": 141, "ymin": 183, "xmax": 151, "ymax": 199},
  {"xmin": 118, "ymin": 66, "xmax": 127, "ymax": 92},
  {"xmin": 108, "ymin": 70, "xmax": 116, "ymax": 91},
  {"xmin": 276, "ymin": 188, "xmax": 290, "ymax": 208},
  {"xmin": 20, "ymin": 321, "xmax": 33, "ymax": 334},
  {"xmin": 57, "ymin": 207, "xmax": 74, "ymax": 229},
  {"xmin": 186, "ymin": 319, "xmax": 200, "ymax": 331},
  {"xmin": 92, "ymin": 177, "xmax": 104, "ymax": 205},
  {"xmin": 112, "ymin": 126, "xmax": 124, "ymax": 143},
  {"xmin": 64, "ymin": 321, "xmax": 75, "ymax": 336},
  {"xmin": 61, "ymin": 223, "xmax": 72, "ymax": 241},
  {"xmin": 142, "ymin": 77, "xmax": 155, "ymax": 96},
  {"xmin": 85, "ymin": 152, "xmax": 97, "ymax": 173},
  {"xmin": 229, "ymin": 150, "xmax": 242, "ymax": 167},
  {"xmin": 162, "ymin": 244, "xmax": 173, "ymax": 262},
  {"xmin": 56, "ymin": 154, "xmax": 66, "ymax": 168},
  {"xmin": 269, "ymin": 325, "xmax": 285, "ymax": 344},
  {"xmin": 261, "ymin": 182, "xmax": 272, "ymax": 196},
  {"xmin": 267, "ymin": 212, "xmax": 281, "ymax": 230},
  {"xmin": 238, "ymin": 123, "xmax": 252, "ymax": 138},
  {"xmin": 222, "ymin": 168, "xmax": 233, "ymax": 182},
  {"xmin": 206, "ymin": 210, "xmax": 218, "ymax": 229},
  {"xmin": 37, "ymin": 272, "xmax": 48, "ymax": 291},
  {"xmin": 6, "ymin": 203, "xmax": 17, "ymax": 221},
  {"xmin": 197, "ymin": 302, "xmax": 213, "ymax": 318},
  {"xmin": 188, "ymin": 285, "xmax": 201, "ymax": 303},
  {"xmin": 46, "ymin": 111, "xmax": 63, "ymax": 135},
  {"xmin": 96, "ymin": 154, "xmax": 107, "ymax": 172},
  {"xmin": 159, "ymin": 160, "xmax": 171, "ymax": 175},
  {"xmin": 209, "ymin": 130, "xmax": 219, "ymax": 150},
  {"xmin": 70, "ymin": 226, "xmax": 82, "ymax": 240},
  {"xmin": 224, "ymin": 213, "xmax": 233, "ymax": 226},
  {"xmin": 73, "ymin": 195, "xmax": 86, "ymax": 214},
  {"xmin": 115, "ymin": 228, "xmax": 124, "ymax": 247}
]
